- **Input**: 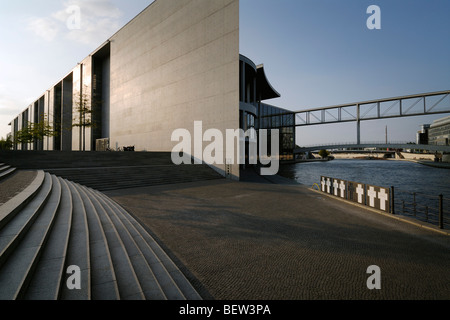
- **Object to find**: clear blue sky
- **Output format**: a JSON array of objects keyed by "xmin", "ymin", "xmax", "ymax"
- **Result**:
[
  {"xmin": 240, "ymin": 0, "xmax": 450, "ymax": 146},
  {"xmin": 1, "ymin": 0, "xmax": 450, "ymax": 146}
]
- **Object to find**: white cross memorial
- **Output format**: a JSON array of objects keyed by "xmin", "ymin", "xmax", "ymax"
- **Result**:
[
  {"xmin": 333, "ymin": 180, "xmax": 339, "ymax": 196},
  {"xmin": 367, "ymin": 186, "xmax": 377, "ymax": 207},
  {"xmin": 378, "ymin": 188, "xmax": 389, "ymax": 211},
  {"xmin": 326, "ymin": 178, "xmax": 331, "ymax": 194},
  {"xmin": 356, "ymin": 184, "xmax": 365, "ymax": 204},
  {"xmin": 339, "ymin": 181, "xmax": 346, "ymax": 198}
]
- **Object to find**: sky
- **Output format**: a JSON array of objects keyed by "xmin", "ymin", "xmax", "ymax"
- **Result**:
[
  {"xmin": 0, "ymin": 0, "xmax": 154, "ymax": 139},
  {"xmin": 239, "ymin": 0, "xmax": 450, "ymax": 146},
  {"xmin": 1, "ymin": 0, "xmax": 449, "ymax": 147}
]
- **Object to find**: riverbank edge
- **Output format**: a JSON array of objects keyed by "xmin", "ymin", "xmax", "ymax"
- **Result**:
[
  {"xmin": 309, "ymin": 187, "xmax": 450, "ymax": 236},
  {"xmin": 294, "ymin": 157, "xmax": 450, "ymax": 169},
  {"xmin": 384, "ymin": 158, "xmax": 450, "ymax": 169}
]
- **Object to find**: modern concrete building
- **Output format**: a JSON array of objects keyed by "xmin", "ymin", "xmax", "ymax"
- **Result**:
[
  {"xmin": 428, "ymin": 116, "xmax": 450, "ymax": 146},
  {"xmin": 416, "ymin": 124, "xmax": 430, "ymax": 145},
  {"xmin": 8, "ymin": 0, "xmax": 295, "ymax": 179}
]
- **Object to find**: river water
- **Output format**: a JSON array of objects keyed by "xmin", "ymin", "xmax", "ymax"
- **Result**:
[
  {"xmin": 278, "ymin": 159, "xmax": 450, "ymax": 198},
  {"xmin": 278, "ymin": 159, "xmax": 450, "ymax": 226}
]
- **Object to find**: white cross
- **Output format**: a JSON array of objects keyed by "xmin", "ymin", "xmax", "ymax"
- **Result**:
[
  {"xmin": 367, "ymin": 186, "xmax": 377, "ymax": 207},
  {"xmin": 356, "ymin": 184, "xmax": 365, "ymax": 204},
  {"xmin": 339, "ymin": 181, "xmax": 346, "ymax": 198},
  {"xmin": 333, "ymin": 180, "xmax": 339, "ymax": 196},
  {"xmin": 321, "ymin": 177, "xmax": 326, "ymax": 192},
  {"xmin": 378, "ymin": 188, "xmax": 389, "ymax": 211},
  {"xmin": 326, "ymin": 178, "xmax": 331, "ymax": 194}
]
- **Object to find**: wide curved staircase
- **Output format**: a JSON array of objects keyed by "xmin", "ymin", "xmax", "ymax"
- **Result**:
[
  {"xmin": 0, "ymin": 163, "xmax": 16, "ymax": 180},
  {"xmin": 0, "ymin": 170, "xmax": 202, "ymax": 300},
  {"xmin": 0, "ymin": 151, "xmax": 223, "ymax": 191}
]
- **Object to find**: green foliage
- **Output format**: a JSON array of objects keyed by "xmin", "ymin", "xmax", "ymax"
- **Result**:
[
  {"xmin": 318, "ymin": 149, "xmax": 330, "ymax": 159},
  {"xmin": 73, "ymin": 85, "xmax": 100, "ymax": 151},
  {"xmin": 72, "ymin": 86, "xmax": 94, "ymax": 130},
  {"xmin": 0, "ymin": 136, "xmax": 13, "ymax": 150},
  {"xmin": 14, "ymin": 114, "xmax": 57, "ymax": 145}
]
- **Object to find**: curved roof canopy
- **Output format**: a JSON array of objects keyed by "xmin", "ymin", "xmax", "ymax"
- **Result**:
[{"xmin": 256, "ymin": 64, "xmax": 281, "ymax": 101}]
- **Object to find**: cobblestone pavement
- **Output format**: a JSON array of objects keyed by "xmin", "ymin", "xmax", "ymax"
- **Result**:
[
  {"xmin": 107, "ymin": 179, "xmax": 450, "ymax": 300},
  {"xmin": 0, "ymin": 171, "xmax": 37, "ymax": 206}
]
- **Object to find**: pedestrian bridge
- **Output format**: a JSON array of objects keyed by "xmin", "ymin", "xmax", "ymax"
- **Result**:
[{"xmin": 295, "ymin": 143, "xmax": 450, "ymax": 153}]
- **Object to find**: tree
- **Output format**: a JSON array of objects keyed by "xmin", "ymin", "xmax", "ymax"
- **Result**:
[
  {"xmin": 32, "ymin": 114, "xmax": 56, "ymax": 142},
  {"xmin": 318, "ymin": 149, "xmax": 330, "ymax": 159},
  {"xmin": 0, "ymin": 136, "xmax": 13, "ymax": 150},
  {"xmin": 14, "ymin": 124, "xmax": 33, "ymax": 145},
  {"xmin": 73, "ymin": 85, "xmax": 98, "ymax": 151},
  {"xmin": 14, "ymin": 114, "xmax": 57, "ymax": 147}
]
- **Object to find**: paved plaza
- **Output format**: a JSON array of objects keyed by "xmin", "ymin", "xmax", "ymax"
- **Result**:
[{"xmin": 106, "ymin": 177, "xmax": 450, "ymax": 300}]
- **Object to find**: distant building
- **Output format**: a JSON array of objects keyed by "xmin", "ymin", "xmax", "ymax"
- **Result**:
[
  {"xmin": 428, "ymin": 116, "xmax": 450, "ymax": 146},
  {"xmin": 416, "ymin": 124, "xmax": 430, "ymax": 145}
]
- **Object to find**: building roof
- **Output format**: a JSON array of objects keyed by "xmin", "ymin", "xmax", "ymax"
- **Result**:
[
  {"xmin": 430, "ymin": 115, "xmax": 450, "ymax": 128},
  {"xmin": 256, "ymin": 64, "xmax": 281, "ymax": 101}
]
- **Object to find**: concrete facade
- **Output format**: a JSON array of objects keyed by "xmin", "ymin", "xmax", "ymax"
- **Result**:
[
  {"xmin": 8, "ymin": 0, "xmax": 297, "ymax": 179},
  {"xmin": 108, "ymin": 0, "xmax": 240, "ymax": 177},
  {"xmin": 9, "ymin": 0, "xmax": 240, "ymax": 178}
]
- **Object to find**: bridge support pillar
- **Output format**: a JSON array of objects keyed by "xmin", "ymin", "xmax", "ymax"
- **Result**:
[
  {"xmin": 357, "ymin": 120, "xmax": 361, "ymax": 145},
  {"xmin": 356, "ymin": 104, "xmax": 361, "ymax": 145},
  {"xmin": 356, "ymin": 120, "xmax": 361, "ymax": 144}
]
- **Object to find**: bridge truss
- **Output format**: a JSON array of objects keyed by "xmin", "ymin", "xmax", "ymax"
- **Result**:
[
  {"xmin": 295, "ymin": 143, "xmax": 450, "ymax": 154},
  {"xmin": 293, "ymin": 90, "xmax": 450, "ymax": 144}
]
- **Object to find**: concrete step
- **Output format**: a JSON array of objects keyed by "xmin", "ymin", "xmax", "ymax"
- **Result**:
[
  {"xmin": 60, "ymin": 180, "xmax": 91, "ymax": 300},
  {"xmin": 81, "ymin": 184, "xmax": 145, "ymax": 300},
  {"xmin": 0, "ymin": 171, "xmax": 45, "ymax": 230},
  {"xmin": 47, "ymin": 169, "xmax": 221, "ymax": 180},
  {"xmin": 0, "ymin": 168, "xmax": 203, "ymax": 300},
  {"xmin": 74, "ymin": 183, "xmax": 120, "ymax": 300},
  {"xmin": 1, "ymin": 151, "xmax": 223, "ymax": 191},
  {"xmin": 0, "ymin": 173, "xmax": 52, "ymax": 271},
  {"xmin": 92, "ymin": 189, "xmax": 202, "ymax": 300},
  {"xmin": 0, "ymin": 166, "xmax": 17, "ymax": 181},
  {"xmin": 44, "ymin": 164, "xmax": 223, "ymax": 191},
  {"xmin": 0, "ymin": 151, "xmax": 177, "ymax": 169},
  {"xmin": 91, "ymin": 189, "xmax": 185, "ymax": 300},
  {"xmin": 88, "ymin": 188, "xmax": 167, "ymax": 300},
  {"xmin": 45, "ymin": 172, "xmax": 220, "ymax": 182},
  {"xmin": 0, "ymin": 174, "xmax": 60, "ymax": 300},
  {"xmin": 90, "ymin": 177, "xmax": 221, "ymax": 192},
  {"xmin": 24, "ymin": 178, "xmax": 73, "ymax": 300}
]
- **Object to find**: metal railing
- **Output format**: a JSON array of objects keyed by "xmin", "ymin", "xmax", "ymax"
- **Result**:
[{"xmin": 391, "ymin": 187, "xmax": 448, "ymax": 229}]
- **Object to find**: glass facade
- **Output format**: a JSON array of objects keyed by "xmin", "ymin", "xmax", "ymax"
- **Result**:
[
  {"xmin": 239, "ymin": 55, "xmax": 295, "ymax": 163},
  {"xmin": 258, "ymin": 103, "xmax": 295, "ymax": 161}
]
